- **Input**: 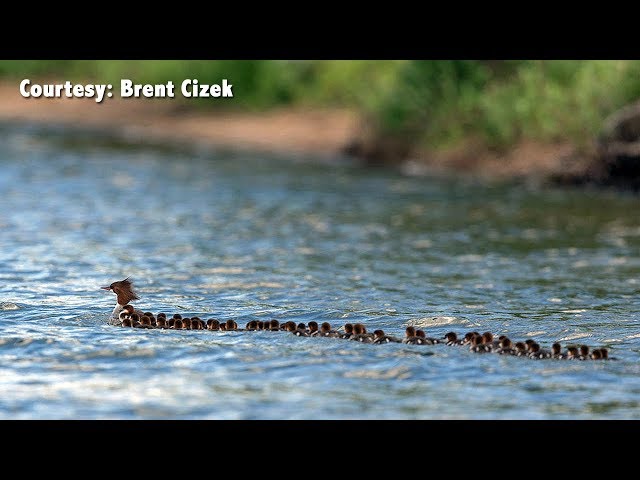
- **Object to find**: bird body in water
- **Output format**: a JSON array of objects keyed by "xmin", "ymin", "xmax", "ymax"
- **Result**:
[{"xmin": 101, "ymin": 277, "xmax": 140, "ymax": 325}]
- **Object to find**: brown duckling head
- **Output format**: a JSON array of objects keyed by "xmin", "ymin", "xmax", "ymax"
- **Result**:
[{"xmin": 286, "ymin": 322, "xmax": 298, "ymax": 332}]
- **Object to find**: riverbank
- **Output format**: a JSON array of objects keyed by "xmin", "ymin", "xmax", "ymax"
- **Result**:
[{"xmin": 0, "ymin": 81, "xmax": 609, "ymax": 186}]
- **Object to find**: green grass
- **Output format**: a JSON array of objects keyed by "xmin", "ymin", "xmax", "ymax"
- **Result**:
[{"xmin": 2, "ymin": 60, "xmax": 639, "ymax": 151}]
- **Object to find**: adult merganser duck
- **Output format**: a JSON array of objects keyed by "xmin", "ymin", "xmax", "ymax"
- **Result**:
[{"xmin": 101, "ymin": 277, "xmax": 140, "ymax": 325}]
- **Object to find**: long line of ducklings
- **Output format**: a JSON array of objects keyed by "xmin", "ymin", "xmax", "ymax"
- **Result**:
[{"xmin": 116, "ymin": 305, "xmax": 611, "ymax": 361}]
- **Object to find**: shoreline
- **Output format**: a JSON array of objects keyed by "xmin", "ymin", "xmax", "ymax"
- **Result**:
[{"xmin": 0, "ymin": 81, "xmax": 603, "ymax": 185}]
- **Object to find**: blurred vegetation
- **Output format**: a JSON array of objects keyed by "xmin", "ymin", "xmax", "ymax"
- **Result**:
[{"xmin": 2, "ymin": 60, "xmax": 639, "ymax": 151}]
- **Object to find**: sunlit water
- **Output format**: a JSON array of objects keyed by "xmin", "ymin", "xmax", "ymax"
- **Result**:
[{"xmin": 1, "ymin": 124, "xmax": 640, "ymax": 419}]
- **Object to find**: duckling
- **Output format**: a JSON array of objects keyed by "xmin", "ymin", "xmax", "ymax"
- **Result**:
[
  {"xmin": 319, "ymin": 322, "xmax": 340, "ymax": 338},
  {"xmin": 269, "ymin": 319, "xmax": 280, "ymax": 331},
  {"xmin": 372, "ymin": 329, "xmax": 401, "ymax": 344},
  {"xmin": 207, "ymin": 319, "xmax": 220, "ymax": 331},
  {"xmin": 307, "ymin": 321, "xmax": 320, "ymax": 336},
  {"xmin": 524, "ymin": 339, "xmax": 536, "ymax": 353},
  {"xmin": 599, "ymin": 348, "xmax": 611, "ymax": 360},
  {"xmin": 495, "ymin": 337, "xmax": 514, "ymax": 355},
  {"xmin": 579, "ymin": 345, "xmax": 590, "ymax": 361},
  {"xmin": 415, "ymin": 329, "xmax": 439, "ymax": 345},
  {"xmin": 528, "ymin": 343, "xmax": 550, "ymax": 359},
  {"xmin": 491, "ymin": 334, "xmax": 506, "ymax": 350},
  {"xmin": 403, "ymin": 326, "xmax": 425, "ymax": 345},
  {"xmin": 245, "ymin": 320, "xmax": 258, "ymax": 331},
  {"xmin": 340, "ymin": 323, "xmax": 354, "ymax": 339},
  {"xmin": 514, "ymin": 342, "xmax": 528, "ymax": 357},
  {"xmin": 590, "ymin": 349, "xmax": 602, "ymax": 360},
  {"xmin": 470, "ymin": 334, "xmax": 489, "ymax": 353},
  {"xmin": 566, "ymin": 346, "xmax": 579, "ymax": 360},
  {"xmin": 551, "ymin": 343, "xmax": 564, "ymax": 359},
  {"xmin": 289, "ymin": 322, "xmax": 308, "ymax": 336},
  {"xmin": 461, "ymin": 332, "xmax": 477, "ymax": 346},
  {"xmin": 351, "ymin": 323, "xmax": 373, "ymax": 343},
  {"xmin": 481, "ymin": 332, "xmax": 495, "ymax": 350},
  {"xmin": 443, "ymin": 332, "xmax": 462, "ymax": 346}
]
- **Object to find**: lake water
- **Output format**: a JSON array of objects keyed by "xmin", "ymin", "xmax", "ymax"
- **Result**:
[{"xmin": 1, "ymin": 124, "xmax": 639, "ymax": 419}]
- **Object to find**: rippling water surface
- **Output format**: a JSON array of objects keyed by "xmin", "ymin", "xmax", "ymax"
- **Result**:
[{"xmin": 1, "ymin": 125, "xmax": 640, "ymax": 419}]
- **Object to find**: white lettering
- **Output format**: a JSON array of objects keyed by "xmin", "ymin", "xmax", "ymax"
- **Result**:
[{"xmin": 19, "ymin": 79, "xmax": 30, "ymax": 97}]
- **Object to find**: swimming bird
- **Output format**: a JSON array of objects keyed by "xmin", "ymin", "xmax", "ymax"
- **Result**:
[
  {"xmin": 308, "ymin": 321, "xmax": 320, "ymax": 336},
  {"xmin": 443, "ymin": 332, "xmax": 462, "ymax": 346},
  {"xmin": 551, "ymin": 343, "xmax": 564, "ymax": 359},
  {"xmin": 566, "ymin": 346, "xmax": 579, "ymax": 360},
  {"xmin": 102, "ymin": 277, "xmax": 140, "ymax": 325},
  {"xmin": 415, "ymin": 329, "xmax": 439, "ymax": 345},
  {"xmin": 245, "ymin": 320, "xmax": 258, "ymax": 331},
  {"xmin": 403, "ymin": 326, "xmax": 426, "ymax": 345},
  {"xmin": 470, "ymin": 334, "xmax": 489, "ymax": 353},
  {"xmin": 528, "ymin": 343, "xmax": 550, "ymax": 359},
  {"xmin": 319, "ymin": 322, "xmax": 340, "ymax": 338},
  {"xmin": 579, "ymin": 345, "xmax": 590, "ymax": 361},
  {"xmin": 287, "ymin": 322, "xmax": 308, "ymax": 336},
  {"xmin": 494, "ymin": 337, "xmax": 514, "ymax": 355},
  {"xmin": 351, "ymin": 324, "xmax": 373, "ymax": 343},
  {"xmin": 340, "ymin": 323, "xmax": 354, "ymax": 339},
  {"xmin": 514, "ymin": 342, "xmax": 528, "ymax": 357},
  {"xmin": 373, "ymin": 329, "xmax": 401, "ymax": 344}
]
